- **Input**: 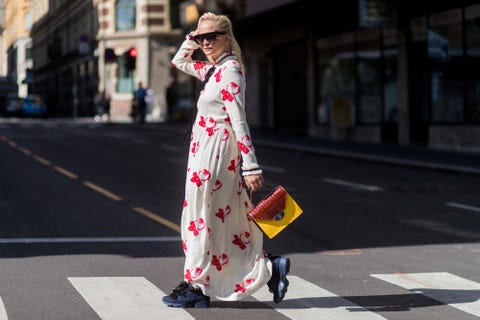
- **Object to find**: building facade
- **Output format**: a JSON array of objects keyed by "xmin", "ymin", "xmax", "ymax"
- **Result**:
[
  {"xmin": 6, "ymin": 0, "xmax": 480, "ymax": 153},
  {"xmin": 29, "ymin": 0, "xmax": 183, "ymax": 120},
  {"xmin": 234, "ymin": 0, "xmax": 480, "ymax": 153},
  {"xmin": 3, "ymin": 0, "xmax": 39, "ymax": 98}
]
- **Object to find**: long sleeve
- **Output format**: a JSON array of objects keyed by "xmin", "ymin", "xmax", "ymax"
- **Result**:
[
  {"xmin": 171, "ymin": 34, "xmax": 211, "ymax": 81},
  {"xmin": 217, "ymin": 62, "xmax": 261, "ymax": 173}
]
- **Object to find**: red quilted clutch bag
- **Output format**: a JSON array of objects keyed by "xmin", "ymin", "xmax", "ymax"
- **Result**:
[{"xmin": 248, "ymin": 186, "xmax": 287, "ymax": 220}]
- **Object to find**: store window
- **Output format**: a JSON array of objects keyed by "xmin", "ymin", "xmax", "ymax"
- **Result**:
[
  {"xmin": 465, "ymin": 4, "xmax": 480, "ymax": 123},
  {"xmin": 382, "ymin": 28, "xmax": 398, "ymax": 123},
  {"xmin": 429, "ymin": 9, "xmax": 464, "ymax": 123},
  {"xmin": 316, "ymin": 33, "xmax": 355, "ymax": 126},
  {"xmin": 356, "ymin": 29, "xmax": 382, "ymax": 124},
  {"xmin": 116, "ymin": 0, "xmax": 136, "ymax": 31},
  {"xmin": 117, "ymin": 53, "xmax": 134, "ymax": 93}
]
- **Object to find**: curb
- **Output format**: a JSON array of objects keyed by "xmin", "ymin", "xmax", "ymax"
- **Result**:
[{"xmin": 254, "ymin": 139, "xmax": 480, "ymax": 176}]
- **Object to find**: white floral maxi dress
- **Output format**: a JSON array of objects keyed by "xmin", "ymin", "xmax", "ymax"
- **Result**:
[{"xmin": 172, "ymin": 37, "xmax": 272, "ymax": 301}]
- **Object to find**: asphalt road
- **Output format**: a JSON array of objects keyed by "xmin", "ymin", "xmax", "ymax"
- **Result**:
[{"xmin": 0, "ymin": 120, "xmax": 479, "ymax": 320}]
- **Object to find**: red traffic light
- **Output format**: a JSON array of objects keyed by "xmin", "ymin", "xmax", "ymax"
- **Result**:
[{"xmin": 129, "ymin": 47, "xmax": 138, "ymax": 58}]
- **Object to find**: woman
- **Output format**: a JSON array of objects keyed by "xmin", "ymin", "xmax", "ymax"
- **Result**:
[{"xmin": 162, "ymin": 12, "xmax": 290, "ymax": 308}]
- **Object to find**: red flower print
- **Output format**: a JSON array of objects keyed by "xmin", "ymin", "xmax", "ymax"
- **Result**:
[
  {"xmin": 185, "ymin": 267, "xmax": 203, "ymax": 281},
  {"xmin": 232, "ymin": 232, "xmax": 251, "ymax": 250},
  {"xmin": 237, "ymin": 181, "xmax": 243, "ymax": 195},
  {"xmin": 238, "ymin": 135, "xmax": 252, "ymax": 154},
  {"xmin": 221, "ymin": 129, "xmax": 230, "ymax": 141},
  {"xmin": 215, "ymin": 205, "xmax": 231, "ymax": 223},
  {"xmin": 241, "ymin": 135, "xmax": 252, "ymax": 147},
  {"xmin": 183, "ymin": 198, "xmax": 188, "ymax": 207},
  {"xmin": 194, "ymin": 61, "xmax": 206, "ymax": 70},
  {"xmin": 212, "ymin": 253, "xmax": 229, "ymax": 271},
  {"xmin": 240, "ymin": 232, "xmax": 251, "ymax": 244},
  {"xmin": 221, "ymin": 82, "xmax": 240, "ymax": 102},
  {"xmin": 237, "ymin": 141, "xmax": 249, "ymax": 154},
  {"xmin": 172, "ymin": 63, "xmax": 177, "ymax": 68},
  {"xmin": 191, "ymin": 141, "xmax": 199, "ymax": 155},
  {"xmin": 198, "ymin": 117, "xmax": 217, "ymax": 136},
  {"xmin": 198, "ymin": 169, "xmax": 211, "ymax": 182},
  {"xmin": 190, "ymin": 169, "xmax": 211, "ymax": 187},
  {"xmin": 234, "ymin": 278, "xmax": 255, "ymax": 293},
  {"xmin": 227, "ymin": 156, "xmax": 241, "ymax": 172},
  {"xmin": 214, "ymin": 69, "xmax": 222, "ymax": 82},
  {"xmin": 190, "ymin": 172, "xmax": 202, "ymax": 187},
  {"xmin": 212, "ymin": 180, "xmax": 222, "ymax": 192},
  {"xmin": 203, "ymin": 276, "xmax": 210, "ymax": 287},
  {"xmin": 221, "ymin": 89, "xmax": 234, "ymax": 102},
  {"xmin": 188, "ymin": 218, "xmax": 206, "ymax": 236},
  {"xmin": 228, "ymin": 159, "xmax": 237, "ymax": 172},
  {"xmin": 198, "ymin": 116, "xmax": 206, "ymax": 127},
  {"xmin": 182, "ymin": 240, "xmax": 187, "ymax": 252}
]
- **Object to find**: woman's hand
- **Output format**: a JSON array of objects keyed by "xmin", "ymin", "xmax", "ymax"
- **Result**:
[{"xmin": 244, "ymin": 174, "xmax": 264, "ymax": 192}]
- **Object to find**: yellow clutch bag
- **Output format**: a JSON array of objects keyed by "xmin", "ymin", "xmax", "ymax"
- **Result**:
[{"xmin": 248, "ymin": 185, "xmax": 303, "ymax": 239}]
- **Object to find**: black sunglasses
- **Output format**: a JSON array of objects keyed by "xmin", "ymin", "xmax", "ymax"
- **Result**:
[{"xmin": 193, "ymin": 31, "xmax": 227, "ymax": 44}]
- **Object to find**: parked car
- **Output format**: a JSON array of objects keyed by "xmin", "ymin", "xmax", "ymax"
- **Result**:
[
  {"xmin": 21, "ymin": 95, "xmax": 48, "ymax": 117},
  {"xmin": 3, "ymin": 95, "xmax": 22, "ymax": 115}
]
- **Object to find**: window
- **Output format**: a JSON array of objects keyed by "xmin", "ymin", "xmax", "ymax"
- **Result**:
[
  {"xmin": 24, "ymin": 10, "xmax": 32, "ymax": 31},
  {"xmin": 356, "ymin": 29, "xmax": 382, "ymax": 124},
  {"xmin": 465, "ymin": 4, "xmax": 480, "ymax": 123},
  {"xmin": 116, "ymin": 0, "xmax": 136, "ymax": 31},
  {"xmin": 25, "ymin": 46, "xmax": 32, "ymax": 60},
  {"xmin": 382, "ymin": 28, "xmax": 398, "ymax": 124},
  {"xmin": 429, "ymin": 9, "xmax": 464, "ymax": 123},
  {"xmin": 117, "ymin": 53, "xmax": 134, "ymax": 93},
  {"xmin": 316, "ymin": 33, "xmax": 355, "ymax": 126}
]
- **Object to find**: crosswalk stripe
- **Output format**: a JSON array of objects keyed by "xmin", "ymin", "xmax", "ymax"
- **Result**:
[
  {"xmin": 371, "ymin": 272, "xmax": 480, "ymax": 317},
  {"xmin": 68, "ymin": 277, "xmax": 194, "ymax": 320},
  {"xmin": 0, "ymin": 298, "xmax": 8, "ymax": 320},
  {"xmin": 252, "ymin": 275, "xmax": 388, "ymax": 319}
]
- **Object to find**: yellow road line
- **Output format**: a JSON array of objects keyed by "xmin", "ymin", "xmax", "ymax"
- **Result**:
[
  {"xmin": 132, "ymin": 207, "xmax": 181, "ymax": 233},
  {"xmin": 18, "ymin": 146, "xmax": 32, "ymax": 155},
  {"xmin": 2, "ymin": 134, "xmax": 180, "ymax": 232},
  {"xmin": 32, "ymin": 155, "xmax": 51, "ymax": 166},
  {"xmin": 83, "ymin": 181, "xmax": 122, "ymax": 201},
  {"xmin": 53, "ymin": 165, "xmax": 79, "ymax": 179}
]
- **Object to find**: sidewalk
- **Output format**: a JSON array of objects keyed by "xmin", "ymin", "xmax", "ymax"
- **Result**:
[{"xmin": 250, "ymin": 129, "xmax": 480, "ymax": 176}]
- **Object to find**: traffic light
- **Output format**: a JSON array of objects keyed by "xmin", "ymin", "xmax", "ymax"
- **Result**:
[{"xmin": 124, "ymin": 47, "xmax": 137, "ymax": 71}]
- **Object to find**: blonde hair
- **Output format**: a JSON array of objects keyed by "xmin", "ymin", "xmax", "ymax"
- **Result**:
[{"xmin": 202, "ymin": 14, "xmax": 246, "ymax": 74}]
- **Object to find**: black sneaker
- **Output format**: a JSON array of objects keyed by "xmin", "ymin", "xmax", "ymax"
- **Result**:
[
  {"xmin": 162, "ymin": 281, "xmax": 210, "ymax": 308},
  {"xmin": 267, "ymin": 255, "xmax": 290, "ymax": 303}
]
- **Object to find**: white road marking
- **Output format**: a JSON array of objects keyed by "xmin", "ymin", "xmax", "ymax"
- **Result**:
[
  {"xmin": 160, "ymin": 144, "xmax": 182, "ymax": 152},
  {"xmin": 69, "ymin": 277, "xmax": 194, "ymax": 320},
  {"xmin": 324, "ymin": 178, "xmax": 382, "ymax": 191},
  {"xmin": 0, "ymin": 237, "xmax": 181, "ymax": 244},
  {"xmin": 0, "ymin": 298, "xmax": 8, "ymax": 320},
  {"xmin": 252, "ymin": 275, "xmax": 387, "ymax": 319},
  {"xmin": 371, "ymin": 272, "xmax": 480, "ymax": 317},
  {"xmin": 446, "ymin": 202, "xmax": 480, "ymax": 214},
  {"xmin": 132, "ymin": 138, "xmax": 147, "ymax": 144},
  {"xmin": 261, "ymin": 164, "xmax": 286, "ymax": 173},
  {"xmin": 400, "ymin": 219, "xmax": 480, "ymax": 239}
]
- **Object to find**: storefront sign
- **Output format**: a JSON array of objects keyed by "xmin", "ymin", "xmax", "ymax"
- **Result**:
[{"xmin": 359, "ymin": 0, "xmax": 396, "ymax": 28}]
